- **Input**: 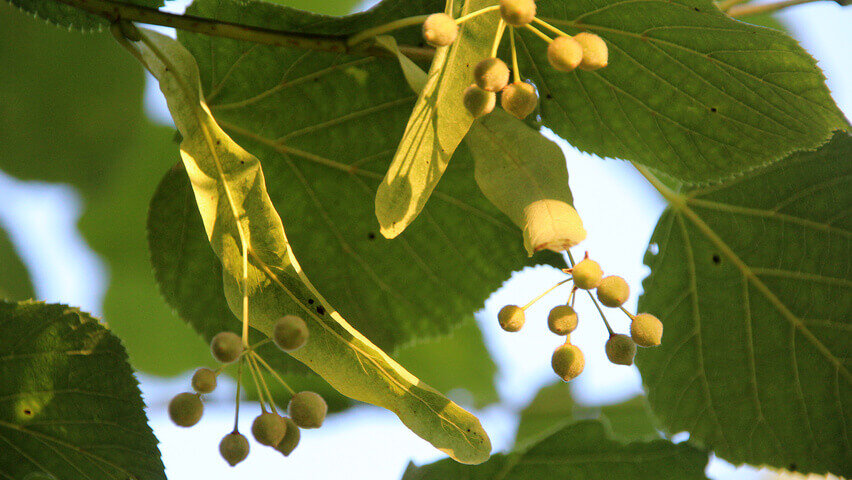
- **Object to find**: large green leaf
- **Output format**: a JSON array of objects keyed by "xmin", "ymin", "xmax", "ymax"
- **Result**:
[
  {"xmin": 136, "ymin": 29, "xmax": 491, "ymax": 463},
  {"xmin": 513, "ymin": 0, "xmax": 847, "ymax": 182},
  {"xmin": 638, "ymin": 132, "xmax": 851, "ymax": 476},
  {"xmin": 374, "ymin": 0, "xmax": 496, "ymax": 238},
  {"xmin": 4, "ymin": 0, "xmax": 162, "ymax": 31},
  {"xmin": 157, "ymin": 0, "xmax": 558, "ymax": 356},
  {"xmin": 402, "ymin": 420, "xmax": 709, "ymax": 480},
  {"xmin": 0, "ymin": 224, "xmax": 34, "ymax": 301},
  {"xmin": 0, "ymin": 4, "xmax": 211, "ymax": 375},
  {"xmin": 0, "ymin": 301, "xmax": 165, "ymax": 480}
]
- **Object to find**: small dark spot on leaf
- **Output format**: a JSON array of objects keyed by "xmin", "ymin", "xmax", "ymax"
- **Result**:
[
  {"xmin": 710, "ymin": 107, "xmax": 717, "ymax": 113},
  {"xmin": 712, "ymin": 254, "xmax": 721, "ymax": 264},
  {"xmin": 693, "ymin": 6, "xmax": 700, "ymax": 10},
  {"xmin": 23, "ymin": 409, "xmax": 32, "ymax": 416},
  {"xmin": 788, "ymin": 464, "xmax": 797, "ymax": 472},
  {"xmin": 545, "ymin": 93, "xmax": 553, "ymax": 99},
  {"xmin": 368, "ymin": 232, "xmax": 376, "ymax": 240},
  {"xmin": 216, "ymin": 140, "xmax": 221, "ymax": 145},
  {"xmin": 316, "ymin": 306, "xmax": 325, "ymax": 315},
  {"xmin": 307, "ymin": 299, "xmax": 314, "ymax": 305}
]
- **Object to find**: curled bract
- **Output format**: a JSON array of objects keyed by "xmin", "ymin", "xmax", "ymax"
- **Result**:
[{"xmin": 522, "ymin": 199, "xmax": 587, "ymax": 255}]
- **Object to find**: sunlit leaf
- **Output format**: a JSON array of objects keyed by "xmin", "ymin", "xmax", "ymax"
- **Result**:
[
  {"xmin": 137, "ymin": 29, "xmax": 491, "ymax": 463},
  {"xmin": 638, "ymin": 131, "xmax": 851, "ymax": 475},
  {"xmin": 0, "ymin": 301, "xmax": 165, "ymax": 480}
]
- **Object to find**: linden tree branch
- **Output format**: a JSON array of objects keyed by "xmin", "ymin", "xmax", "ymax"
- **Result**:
[{"xmin": 54, "ymin": 0, "xmax": 435, "ymax": 59}]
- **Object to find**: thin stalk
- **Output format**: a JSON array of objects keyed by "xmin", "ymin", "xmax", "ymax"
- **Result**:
[
  {"xmin": 532, "ymin": 17, "xmax": 570, "ymax": 38},
  {"xmin": 455, "ymin": 5, "xmax": 500, "ymax": 24},
  {"xmin": 57, "ymin": 0, "xmax": 435, "ymax": 60},
  {"xmin": 233, "ymin": 358, "xmax": 243, "ymax": 432},
  {"xmin": 567, "ymin": 288, "xmax": 576, "ymax": 308},
  {"xmin": 619, "ymin": 305, "xmax": 636, "ymax": 320},
  {"xmin": 490, "ymin": 19, "xmax": 507, "ymax": 57},
  {"xmin": 252, "ymin": 352, "xmax": 297, "ymax": 396},
  {"xmin": 246, "ymin": 352, "xmax": 268, "ymax": 411},
  {"xmin": 726, "ymin": 0, "xmax": 822, "ymax": 17},
  {"xmin": 587, "ymin": 290, "xmax": 615, "ymax": 336},
  {"xmin": 249, "ymin": 354, "xmax": 280, "ymax": 414},
  {"xmin": 346, "ymin": 14, "xmax": 431, "ymax": 47},
  {"xmin": 510, "ymin": 27, "xmax": 521, "ymax": 83},
  {"xmin": 522, "ymin": 278, "xmax": 573, "ymax": 310},
  {"xmin": 524, "ymin": 23, "xmax": 553, "ymax": 43}
]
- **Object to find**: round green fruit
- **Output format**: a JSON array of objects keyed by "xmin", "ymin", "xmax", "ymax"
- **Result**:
[
  {"xmin": 273, "ymin": 315, "xmax": 309, "ymax": 352},
  {"xmin": 500, "ymin": 0, "xmax": 536, "ymax": 26},
  {"xmin": 605, "ymin": 334, "xmax": 636, "ymax": 366},
  {"xmin": 210, "ymin": 331, "xmax": 243, "ymax": 364},
  {"xmin": 169, "ymin": 392, "xmax": 203, "ymax": 427},
  {"xmin": 571, "ymin": 259, "xmax": 603, "ymax": 290},
  {"xmin": 463, "ymin": 84, "xmax": 496, "ymax": 118},
  {"xmin": 574, "ymin": 32, "xmax": 608, "ymax": 70},
  {"xmin": 275, "ymin": 417, "xmax": 301, "ymax": 456},
  {"xmin": 191, "ymin": 367, "xmax": 217, "ymax": 394},
  {"xmin": 547, "ymin": 305, "xmax": 578, "ymax": 335},
  {"xmin": 501, "ymin": 81, "xmax": 538, "ymax": 119},
  {"xmin": 630, "ymin": 313, "xmax": 663, "ymax": 347},
  {"xmin": 422, "ymin": 13, "xmax": 458, "ymax": 47},
  {"xmin": 551, "ymin": 343, "xmax": 584, "ymax": 381},
  {"xmin": 473, "ymin": 58, "xmax": 510, "ymax": 92},
  {"xmin": 497, "ymin": 305, "xmax": 525, "ymax": 332},
  {"xmin": 219, "ymin": 432, "xmax": 250, "ymax": 466},
  {"xmin": 596, "ymin": 275, "xmax": 630, "ymax": 307},
  {"xmin": 288, "ymin": 391, "xmax": 328, "ymax": 429},
  {"xmin": 251, "ymin": 412, "xmax": 287, "ymax": 447},
  {"xmin": 547, "ymin": 36, "xmax": 583, "ymax": 72}
]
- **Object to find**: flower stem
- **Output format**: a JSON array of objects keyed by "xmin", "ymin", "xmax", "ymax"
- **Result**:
[
  {"xmin": 510, "ymin": 27, "xmax": 521, "ymax": 83},
  {"xmin": 532, "ymin": 17, "xmax": 570, "ymax": 38},
  {"xmin": 524, "ymin": 23, "xmax": 553, "ymax": 43},
  {"xmin": 522, "ymin": 278, "xmax": 573, "ymax": 310},
  {"xmin": 233, "ymin": 358, "xmax": 243, "ymax": 432},
  {"xmin": 490, "ymin": 18, "xmax": 507, "ymax": 57},
  {"xmin": 346, "ymin": 14, "xmax": 431, "ymax": 47},
  {"xmin": 455, "ymin": 5, "xmax": 500, "ymax": 24},
  {"xmin": 252, "ymin": 351, "xmax": 297, "ymax": 396}
]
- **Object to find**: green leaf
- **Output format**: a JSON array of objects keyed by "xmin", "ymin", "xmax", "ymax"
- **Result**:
[
  {"xmin": 0, "ymin": 224, "xmax": 34, "ymax": 301},
  {"xmin": 514, "ymin": 0, "xmax": 848, "ymax": 182},
  {"xmin": 514, "ymin": 382, "xmax": 660, "ymax": 447},
  {"xmin": 374, "ymin": 0, "xmax": 497, "ymax": 238},
  {"xmin": 0, "ymin": 6, "xmax": 211, "ymax": 375},
  {"xmin": 402, "ymin": 420, "xmax": 709, "ymax": 480},
  {"xmin": 159, "ymin": 0, "xmax": 558, "ymax": 357},
  {"xmin": 466, "ymin": 110, "xmax": 585, "ymax": 255},
  {"xmin": 136, "ymin": 29, "xmax": 491, "ymax": 463},
  {"xmin": 637, "ymin": 131, "xmax": 851, "ymax": 476},
  {"xmin": 0, "ymin": 301, "xmax": 165, "ymax": 480}
]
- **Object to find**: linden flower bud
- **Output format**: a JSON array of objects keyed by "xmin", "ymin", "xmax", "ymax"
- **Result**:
[
  {"xmin": 273, "ymin": 315, "xmax": 309, "ymax": 352},
  {"xmin": 219, "ymin": 432, "xmax": 250, "ymax": 466},
  {"xmin": 571, "ymin": 258, "xmax": 603, "ymax": 290},
  {"xmin": 168, "ymin": 392, "xmax": 203, "ymax": 427},
  {"xmin": 474, "ymin": 58, "xmax": 510, "ymax": 92},
  {"xmin": 288, "ymin": 391, "xmax": 328, "ymax": 429},
  {"xmin": 500, "ymin": 0, "xmax": 536, "ymax": 26},
  {"xmin": 463, "ymin": 84, "xmax": 497, "ymax": 118},
  {"xmin": 501, "ymin": 81, "xmax": 538, "ymax": 119},
  {"xmin": 551, "ymin": 343, "xmax": 584, "ymax": 381},
  {"xmin": 547, "ymin": 305, "xmax": 578, "ymax": 335},
  {"xmin": 605, "ymin": 334, "xmax": 637, "ymax": 366},
  {"xmin": 252, "ymin": 412, "xmax": 287, "ymax": 447},
  {"xmin": 547, "ymin": 36, "xmax": 583, "ymax": 72},
  {"xmin": 596, "ymin": 275, "xmax": 630, "ymax": 307},
  {"xmin": 191, "ymin": 367, "xmax": 218, "ymax": 394},
  {"xmin": 422, "ymin": 13, "xmax": 459, "ymax": 47},
  {"xmin": 275, "ymin": 418, "xmax": 301, "ymax": 456},
  {"xmin": 210, "ymin": 331, "xmax": 243, "ymax": 364},
  {"xmin": 574, "ymin": 32, "xmax": 608, "ymax": 70},
  {"xmin": 497, "ymin": 305, "xmax": 525, "ymax": 332},
  {"xmin": 631, "ymin": 313, "xmax": 663, "ymax": 347},
  {"xmin": 522, "ymin": 199, "xmax": 587, "ymax": 255}
]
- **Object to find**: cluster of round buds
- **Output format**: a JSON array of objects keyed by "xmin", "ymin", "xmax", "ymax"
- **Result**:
[
  {"xmin": 418, "ymin": 1, "xmax": 609, "ymax": 120},
  {"xmin": 168, "ymin": 314, "xmax": 327, "ymax": 466},
  {"xmin": 497, "ymin": 252, "xmax": 663, "ymax": 382}
]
